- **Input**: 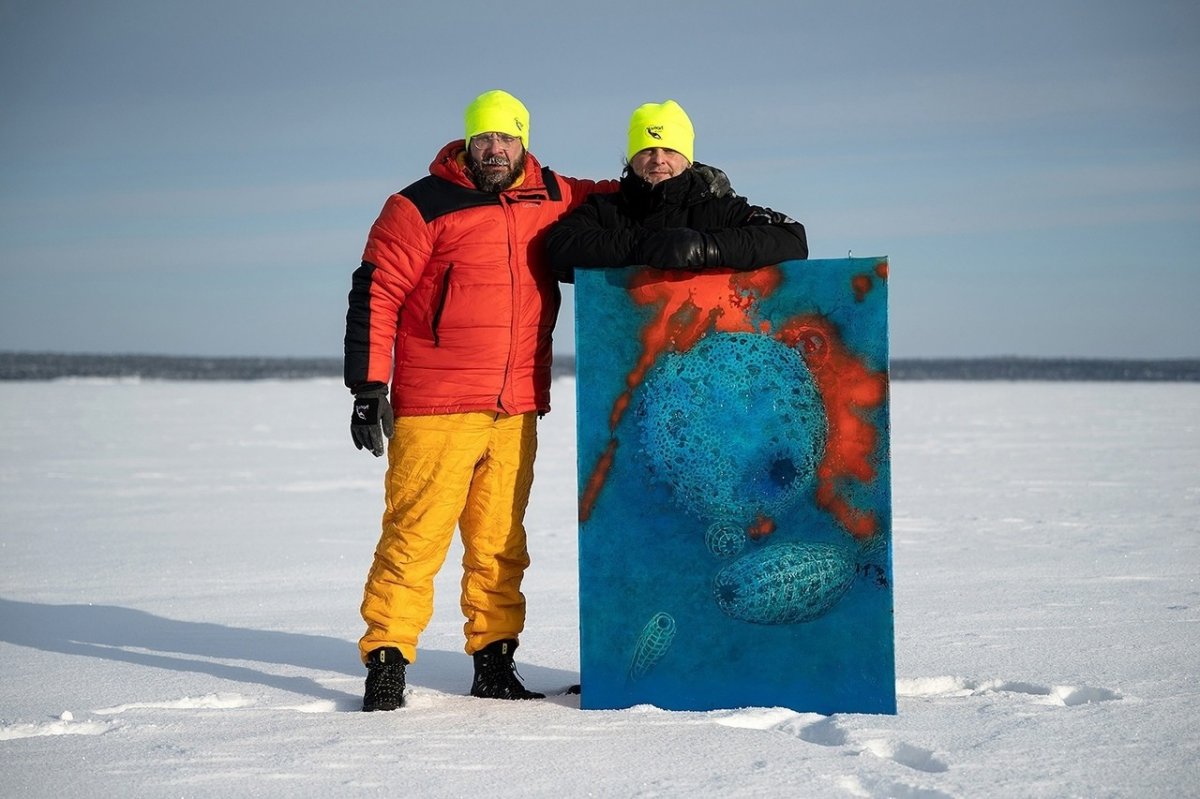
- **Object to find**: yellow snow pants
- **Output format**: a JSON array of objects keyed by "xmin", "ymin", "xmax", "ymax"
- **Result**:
[{"xmin": 358, "ymin": 411, "xmax": 537, "ymax": 664}]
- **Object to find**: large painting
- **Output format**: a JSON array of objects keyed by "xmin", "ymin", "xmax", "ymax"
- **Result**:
[{"xmin": 573, "ymin": 258, "xmax": 894, "ymax": 714}]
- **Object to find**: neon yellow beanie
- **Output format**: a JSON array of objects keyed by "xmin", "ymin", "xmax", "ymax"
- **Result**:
[
  {"xmin": 627, "ymin": 100, "xmax": 694, "ymax": 164},
  {"xmin": 464, "ymin": 90, "xmax": 530, "ymax": 150}
]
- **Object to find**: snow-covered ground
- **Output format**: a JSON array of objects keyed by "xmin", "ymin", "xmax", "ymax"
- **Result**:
[{"xmin": 1, "ymin": 378, "xmax": 1197, "ymax": 798}]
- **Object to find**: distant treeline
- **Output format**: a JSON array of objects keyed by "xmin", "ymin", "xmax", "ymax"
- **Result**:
[
  {"xmin": 2, "ymin": 352, "xmax": 1199, "ymax": 382},
  {"xmin": 890, "ymin": 357, "xmax": 1200, "ymax": 382},
  {"xmin": 0, "ymin": 352, "xmax": 574, "ymax": 382}
]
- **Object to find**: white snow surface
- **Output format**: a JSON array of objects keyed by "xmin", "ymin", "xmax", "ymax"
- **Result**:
[{"xmin": 1, "ymin": 378, "xmax": 1198, "ymax": 798}]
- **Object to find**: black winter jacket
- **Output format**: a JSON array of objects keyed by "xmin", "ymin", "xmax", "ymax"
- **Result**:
[{"xmin": 545, "ymin": 167, "xmax": 808, "ymax": 283}]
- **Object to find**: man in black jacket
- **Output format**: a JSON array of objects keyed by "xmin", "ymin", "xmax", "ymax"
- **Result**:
[{"xmin": 545, "ymin": 99, "xmax": 807, "ymax": 281}]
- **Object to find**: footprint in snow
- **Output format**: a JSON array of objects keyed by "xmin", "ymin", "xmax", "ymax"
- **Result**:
[
  {"xmin": 896, "ymin": 676, "xmax": 1122, "ymax": 706},
  {"xmin": 712, "ymin": 708, "xmax": 950, "ymax": 777},
  {"xmin": 0, "ymin": 716, "xmax": 114, "ymax": 740},
  {"xmin": 839, "ymin": 773, "xmax": 957, "ymax": 799},
  {"xmin": 862, "ymin": 738, "xmax": 949, "ymax": 774},
  {"xmin": 93, "ymin": 692, "xmax": 256, "ymax": 714}
]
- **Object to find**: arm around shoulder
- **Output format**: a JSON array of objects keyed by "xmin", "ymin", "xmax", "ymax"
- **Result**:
[{"xmin": 544, "ymin": 199, "xmax": 643, "ymax": 282}]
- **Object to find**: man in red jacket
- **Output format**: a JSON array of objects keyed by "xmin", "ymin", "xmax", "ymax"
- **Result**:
[{"xmin": 343, "ymin": 90, "xmax": 611, "ymax": 711}]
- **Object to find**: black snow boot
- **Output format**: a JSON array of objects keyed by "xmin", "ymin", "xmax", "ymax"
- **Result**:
[
  {"xmin": 469, "ymin": 639, "xmax": 545, "ymax": 700},
  {"xmin": 362, "ymin": 647, "xmax": 407, "ymax": 711}
]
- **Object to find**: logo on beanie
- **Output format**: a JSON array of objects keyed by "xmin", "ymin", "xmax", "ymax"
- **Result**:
[
  {"xmin": 646, "ymin": 125, "xmax": 663, "ymax": 140},
  {"xmin": 515, "ymin": 118, "xmax": 524, "ymax": 132}
]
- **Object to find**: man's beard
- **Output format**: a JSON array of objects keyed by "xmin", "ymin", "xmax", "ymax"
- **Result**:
[{"xmin": 466, "ymin": 149, "xmax": 526, "ymax": 192}]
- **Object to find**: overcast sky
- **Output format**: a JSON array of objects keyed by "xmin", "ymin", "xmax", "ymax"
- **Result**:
[{"xmin": 2, "ymin": 0, "xmax": 1197, "ymax": 359}]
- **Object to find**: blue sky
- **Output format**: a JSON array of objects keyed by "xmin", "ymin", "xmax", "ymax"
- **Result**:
[{"xmin": 1, "ymin": 0, "xmax": 1197, "ymax": 358}]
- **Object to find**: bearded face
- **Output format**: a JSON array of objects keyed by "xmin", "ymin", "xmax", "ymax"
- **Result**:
[{"xmin": 465, "ymin": 145, "xmax": 527, "ymax": 192}]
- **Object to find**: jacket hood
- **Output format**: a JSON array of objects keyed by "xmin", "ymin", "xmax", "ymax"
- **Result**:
[
  {"xmin": 619, "ymin": 166, "xmax": 711, "ymax": 217},
  {"xmin": 429, "ymin": 140, "xmax": 546, "ymax": 193}
]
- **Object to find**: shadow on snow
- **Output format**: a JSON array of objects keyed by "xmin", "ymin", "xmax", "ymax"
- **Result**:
[{"xmin": 0, "ymin": 597, "xmax": 578, "ymax": 709}]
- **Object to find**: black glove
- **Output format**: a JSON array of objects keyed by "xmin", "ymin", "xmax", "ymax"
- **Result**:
[
  {"xmin": 350, "ymin": 382, "xmax": 394, "ymax": 457},
  {"xmin": 634, "ymin": 228, "xmax": 723, "ymax": 269},
  {"xmin": 692, "ymin": 162, "xmax": 735, "ymax": 198}
]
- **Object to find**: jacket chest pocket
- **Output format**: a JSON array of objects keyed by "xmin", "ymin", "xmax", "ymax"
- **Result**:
[{"xmin": 430, "ymin": 263, "xmax": 454, "ymax": 347}]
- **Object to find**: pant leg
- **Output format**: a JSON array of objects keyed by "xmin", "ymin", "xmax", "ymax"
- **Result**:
[
  {"xmin": 458, "ymin": 411, "xmax": 538, "ymax": 655},
  {"xmin": 359, "ymin": 413, "xmax": 492, "ymax": 664}
]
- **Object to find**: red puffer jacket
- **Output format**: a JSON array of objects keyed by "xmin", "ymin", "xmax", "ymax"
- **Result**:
[{"xmin": 345, "ymin": 141, "xmax": 608, "ymax": 416}]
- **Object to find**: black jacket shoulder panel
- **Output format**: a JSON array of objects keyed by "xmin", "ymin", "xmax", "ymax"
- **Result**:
[
  {"xmin": 541, "ymin": 167, "xmax": 562, "ymax": 202},
  {"xmin": 399, "ymin": 175, "xmax": 499, "ymax": 224}
]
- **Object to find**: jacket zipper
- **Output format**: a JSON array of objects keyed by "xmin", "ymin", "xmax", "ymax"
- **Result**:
[
  {"xmin": 431, "ymin": 263, "xmax": 453, "ymax": 347},
  {"xmin": 498, "ymin": 198, "xmax": 519, "ymax": 411}
]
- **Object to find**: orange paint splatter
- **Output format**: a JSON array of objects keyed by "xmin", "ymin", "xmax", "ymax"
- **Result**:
[
  {"xmin": 579, "ymin": 439, "xmax": 618, "ymax": 522},
  {"xmin": 747, "ymin": 515, "xmax": 776, "ymax": 540},
  {"xmin": 619, "ymin": 268, "xmax": 780, "ymax": 420},
  {"xmin": 851, "ymin": 274, "xmax": 873, "ymax": 302},
  {"xmin": 776, "ymin": 315, "xmax": 887, "ymax": 539},
  {"xmin": 580, "ymin": 268, "xmax": 782, "ymax": 522},
  {"xmin": 852, "ymin": 259, "xmax": 888, "ymax": 302},
  {"xmin": 579, "ymin": 263, "xmax": 887, "ymax": 539}
]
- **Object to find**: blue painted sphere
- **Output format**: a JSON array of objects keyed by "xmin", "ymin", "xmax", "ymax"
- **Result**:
[{"xmin": 636, "ymin": 333, "xmax": 827, "ymax": 524}]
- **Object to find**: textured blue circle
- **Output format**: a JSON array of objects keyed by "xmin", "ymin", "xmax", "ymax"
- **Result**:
[
  {"xmin": 705, "ymin": 521, "xmax": 747, "ymax": 559},
  {"xmin": 636, "ymin": 333, "xmax": 827, "ymax": 523},
  {"xmin": 713, "ymin": 542, "xmax": 857, "ymax": 624}
]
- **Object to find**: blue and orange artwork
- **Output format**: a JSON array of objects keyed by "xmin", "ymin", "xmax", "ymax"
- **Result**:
[{"xmin": 573, "ymin": 258, "xmax": 895, "ymax": 714}]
